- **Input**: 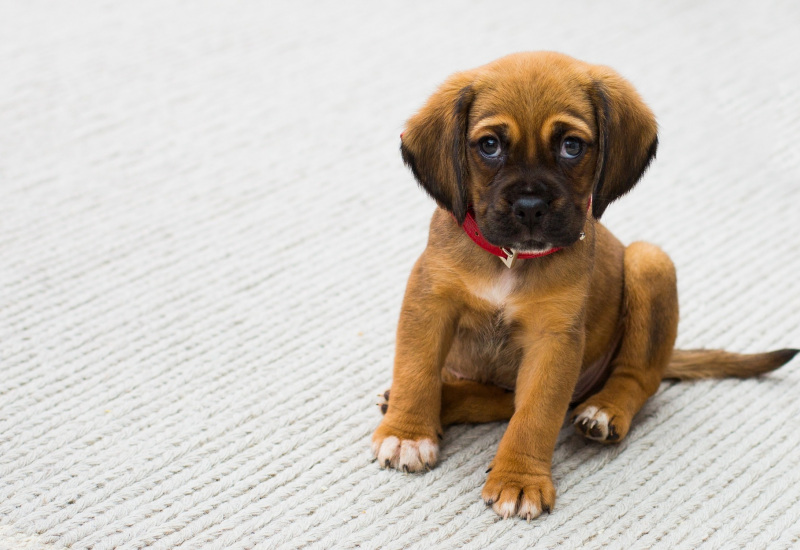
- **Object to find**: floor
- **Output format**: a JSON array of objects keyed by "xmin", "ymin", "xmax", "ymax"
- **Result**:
[{"xmin": 1, "ymin": 2, "xmax": 799, "ymax": 548}]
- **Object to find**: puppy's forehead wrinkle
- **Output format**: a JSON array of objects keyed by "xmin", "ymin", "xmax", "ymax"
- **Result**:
[
  {"xmin": 542, "ymin": 115, "xmax": 594, "ymax": 144},
  {"xmin": 470, "ymin": 74, "xmax": 595, "ymax": 161},
  {"xmin": 470, "ymin": 115, "xmax": 515, "ymax": 142}
]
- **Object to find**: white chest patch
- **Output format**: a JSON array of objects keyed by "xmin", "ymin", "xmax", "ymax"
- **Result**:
[{"xmin": 471, "ymin": 270, "xmax": 517, "ymax": 308}]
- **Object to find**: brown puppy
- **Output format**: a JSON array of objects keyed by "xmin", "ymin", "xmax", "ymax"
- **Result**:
[{"xmin": 372, "ymin": 52, "xmax": 797, "ymax": 520}]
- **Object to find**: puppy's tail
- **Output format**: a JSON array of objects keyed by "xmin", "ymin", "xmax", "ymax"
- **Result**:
[{"xmin": 663, "ymin": 348, "xmax": 798, "ymax": 380}]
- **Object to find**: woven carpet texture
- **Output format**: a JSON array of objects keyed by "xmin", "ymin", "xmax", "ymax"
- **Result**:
[{"xmin": 2, "ymin": 1, "xmax": 799, "ymax": 549}]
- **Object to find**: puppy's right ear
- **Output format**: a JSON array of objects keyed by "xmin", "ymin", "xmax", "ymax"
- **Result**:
[{"xmin": 400, "ymin": 72, "xmax": 475, "ymax": 225}]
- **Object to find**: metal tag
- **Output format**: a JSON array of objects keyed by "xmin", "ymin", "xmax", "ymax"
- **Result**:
[{"xmin": 499, "ymin": 248, "xmax": 518, "ymax": 268}]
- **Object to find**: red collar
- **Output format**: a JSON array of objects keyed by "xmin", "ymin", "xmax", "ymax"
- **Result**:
[{"xmin": 460, "ymin": 197, "xmax": 591, "ymax": 268}]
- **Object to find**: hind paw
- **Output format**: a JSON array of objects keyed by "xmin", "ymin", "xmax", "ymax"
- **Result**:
[{"xmin": 571, "ymin": 403, "xmax": 628, "ymax": 443}]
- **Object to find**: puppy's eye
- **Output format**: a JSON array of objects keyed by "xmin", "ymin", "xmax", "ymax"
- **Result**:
[
  {"xmin": 560, "ymin": 137, "xmax": 584, "ymax": 159},
  {"xmin": 479, "ymin": 137, "xmax": 502, "ymax": 159}
]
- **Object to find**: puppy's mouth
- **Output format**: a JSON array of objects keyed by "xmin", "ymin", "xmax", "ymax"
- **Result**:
[
  {"xmin": 512, "ymin": 239, "xmax": 554, "ymax": 253},
  {"xmin": 474, "ymin": 204, "xmax": 587, "ymax": 251},
  {"xmin": 478, "ymin": 223, "xmax": 585, "ymax": 252}
]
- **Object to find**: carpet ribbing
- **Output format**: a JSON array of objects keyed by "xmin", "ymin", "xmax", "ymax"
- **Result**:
[{"xmin": 1, "ymin": 2, "xmax": 799, "ymax": 549}]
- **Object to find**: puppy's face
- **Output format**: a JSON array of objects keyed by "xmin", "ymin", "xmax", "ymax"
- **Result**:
[
  {"xmin": 465, "ymin": 65, "xmax": 600, "ymax": 250},
  {"xmin": 401, "ymin": 52, "xmax": 658, "ymax": 250}
]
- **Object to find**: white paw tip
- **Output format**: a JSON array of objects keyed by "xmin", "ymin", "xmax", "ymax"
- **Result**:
[
  {"xmin": 574, "ymin": 405, "xmax": 614, "ymax": 440},
  {"xmin": 377, "ymin": 436, "xmax": 400, "ymax": 467},
  {"xmin": 399, "ymin": 440, "xmax": 423, "ymax": 472},
  {"xmin": 418, "ymin": 439, "xmax": 438, "ymax": 464},
  {"xmin": 374, "ymin": 437, "xmax": 439, "ymax": 472},
  {"xmin": 495, "ymin": 500, "xmax": 517, "ymax": 519},
  {"xmin": 575, "ymin": 406, "xmax": 598, "ymax": 421},
  {"xmin": 517, "ymin": 499, "xmax": 541, "ymax": 520}
]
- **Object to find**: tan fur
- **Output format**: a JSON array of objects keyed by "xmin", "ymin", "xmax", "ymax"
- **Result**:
[{"xmin": 373, "ymin": 52, "xmax": 797, "ymax": 520}]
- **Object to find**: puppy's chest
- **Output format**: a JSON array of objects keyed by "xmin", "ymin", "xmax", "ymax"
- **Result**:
[
  {"xmin": 468, "ymin": 270, "xmax": 519, "ymax": 312},
  {"xmin": 452, "ymin": 272, "xmax": 525, "ymax": 388}
]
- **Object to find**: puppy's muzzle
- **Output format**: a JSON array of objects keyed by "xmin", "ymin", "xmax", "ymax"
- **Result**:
[{"xmin": 512, "ymin": 196, "xmax": 549, "ymax": 230}]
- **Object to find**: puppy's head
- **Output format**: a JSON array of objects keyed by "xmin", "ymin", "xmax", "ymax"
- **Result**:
[{"xmin": 400, "ymin": 52, "xmax": 657, "ymax": 251}]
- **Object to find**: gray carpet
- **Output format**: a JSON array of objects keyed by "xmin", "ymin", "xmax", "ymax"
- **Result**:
[{"xmin": 2, "ymin": 1, "xmax": 799, "ymax": 548}]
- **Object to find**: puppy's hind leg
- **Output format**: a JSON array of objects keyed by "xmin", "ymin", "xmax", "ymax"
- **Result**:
[
  {"xmin": 440, "ymin": 379, "xmax": 515, "ymax": 426},
  {"xmin": 572, "ymin": 241, "xmax": 678, "ymax": 443},
  {"xmin": 379, "ymin": 377, "xmax": 515, "ymax": 427}
]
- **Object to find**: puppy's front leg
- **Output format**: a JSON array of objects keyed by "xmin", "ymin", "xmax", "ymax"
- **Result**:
[
  {"xmin": 372, "ymin": 262, "xmax": 457, "ymax": 472},
  {"xmin": 482, "ymin": 323, "xmax": 584, "ymax": 520}
]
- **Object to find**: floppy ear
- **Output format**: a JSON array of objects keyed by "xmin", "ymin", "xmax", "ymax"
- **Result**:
[
  {"xmin": 589, "ymin": 66, "xmax": 658, "ymax": 219},
  {"xmin": 400, "ymin": 72, "xmax": 475, "ymax": 225}
]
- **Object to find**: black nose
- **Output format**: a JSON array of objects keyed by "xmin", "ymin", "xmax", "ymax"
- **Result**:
[{"xmin": 512, "ymin": 197, "xmax": 548, "ymax": 228}]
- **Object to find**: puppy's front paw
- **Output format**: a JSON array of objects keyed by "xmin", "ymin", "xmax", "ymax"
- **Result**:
[
  {"xmin": 481, "ymin": 467, "xmax": 555, "ymax": 520},
  {"xmin": 571, "ymin": 402, "xmax": 628, "ymax": 443},
  {"xmin": 371, "ymin": 435, "xmax": 438, "ymax": 472},
  {"xmin": 372, "ymin": 415, "xmax": 441, "ymax": 472}
]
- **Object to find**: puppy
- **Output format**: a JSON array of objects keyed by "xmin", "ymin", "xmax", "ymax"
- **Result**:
[{"xmin": 372, "ymin": 52, "xmax": 797, "ymax": 520}]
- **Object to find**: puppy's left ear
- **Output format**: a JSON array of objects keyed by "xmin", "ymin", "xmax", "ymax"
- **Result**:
[
  {"xmin": 589, "ymin": 66, "xmax": 658, "ymax": 219},
  {"xmin": 400, "ymin": 71, "xmax": 475, "ymax": 225}
]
